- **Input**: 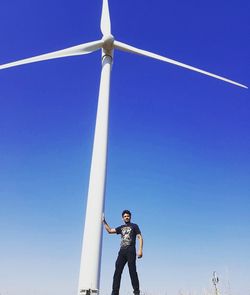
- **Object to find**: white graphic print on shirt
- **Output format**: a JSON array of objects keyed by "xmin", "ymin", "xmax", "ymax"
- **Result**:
[{"xmin": 121, "ymin": 226, "xmax": 132, "ymax": 248}]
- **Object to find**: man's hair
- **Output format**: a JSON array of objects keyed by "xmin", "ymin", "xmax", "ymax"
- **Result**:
[{"xmin": 122, "ymin": 210, "xmax": 131, "ymax": 217}]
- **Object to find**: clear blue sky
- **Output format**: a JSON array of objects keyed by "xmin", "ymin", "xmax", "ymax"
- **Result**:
[{"xmin": 0, "ymin": 0, "xmax": 249, "ymax": 295}]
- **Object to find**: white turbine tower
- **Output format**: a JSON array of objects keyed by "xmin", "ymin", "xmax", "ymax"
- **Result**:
[{"xmin": 0, "ymin": 1, "xmax": 247, "ymax": 295}]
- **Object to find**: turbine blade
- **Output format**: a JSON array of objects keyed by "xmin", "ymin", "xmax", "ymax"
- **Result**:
[
  {"xmin": 0, "ymin": 40, "xmax": 103, "ymax": 70},
  {"xmin": 100, "ymin": 0, "xmax": 111, "ymax": 36},
  {"xmin": 114, "ymin": 40, "xmax": 248, "ymax": 89}
]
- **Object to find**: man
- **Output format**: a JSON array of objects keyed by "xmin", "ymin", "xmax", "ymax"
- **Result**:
[{"xmin": 103, "ymin": 210, "xmax": 143, "ymax": 295}]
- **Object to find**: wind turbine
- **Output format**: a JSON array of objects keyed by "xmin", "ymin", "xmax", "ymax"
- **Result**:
[
  {"xmin": 0, "ymin": 0, "xmax": 247, "ymax": 295},
  {"xmin": 212, "ymin": 271, "xmax": 220, "ymax": 295}
]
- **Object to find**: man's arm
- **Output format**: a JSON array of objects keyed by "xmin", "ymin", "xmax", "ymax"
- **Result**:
[
  {"xmin": 102, "ymin": 216, "xmax": 116, "ymax": 234},
  {"xmin": 137, "ymin": 234, "xmax": 143, "ymax": 258}
]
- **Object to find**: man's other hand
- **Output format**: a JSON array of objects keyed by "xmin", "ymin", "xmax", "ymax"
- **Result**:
[{"xmin": 137, "ymin": 251, "xmax": 143, "ymax": 259}]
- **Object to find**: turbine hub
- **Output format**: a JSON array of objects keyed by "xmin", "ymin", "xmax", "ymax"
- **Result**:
[{"xmin": 102, "ymin": 34, "xmax": 114, "ymax": 55}]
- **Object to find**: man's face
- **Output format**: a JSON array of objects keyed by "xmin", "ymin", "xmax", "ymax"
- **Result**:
[{"xmin": 122, "ymin": 213, "xmax": 131, "ymax": 224}]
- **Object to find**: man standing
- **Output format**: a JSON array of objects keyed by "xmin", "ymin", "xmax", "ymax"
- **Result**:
[{"xmin": 103, "ymin": 210, "xmax": 143, "ymax": 295}]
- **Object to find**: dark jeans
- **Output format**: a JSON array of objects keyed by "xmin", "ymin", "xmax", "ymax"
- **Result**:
[{"xmin": 112, "ymin": 247, "xmax": 139, "ymax": 295}]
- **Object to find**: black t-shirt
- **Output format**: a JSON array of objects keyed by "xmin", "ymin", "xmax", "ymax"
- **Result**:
[{"xmin": 115, "ymin": 223, "xmax": 141, "ymax": 249}]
